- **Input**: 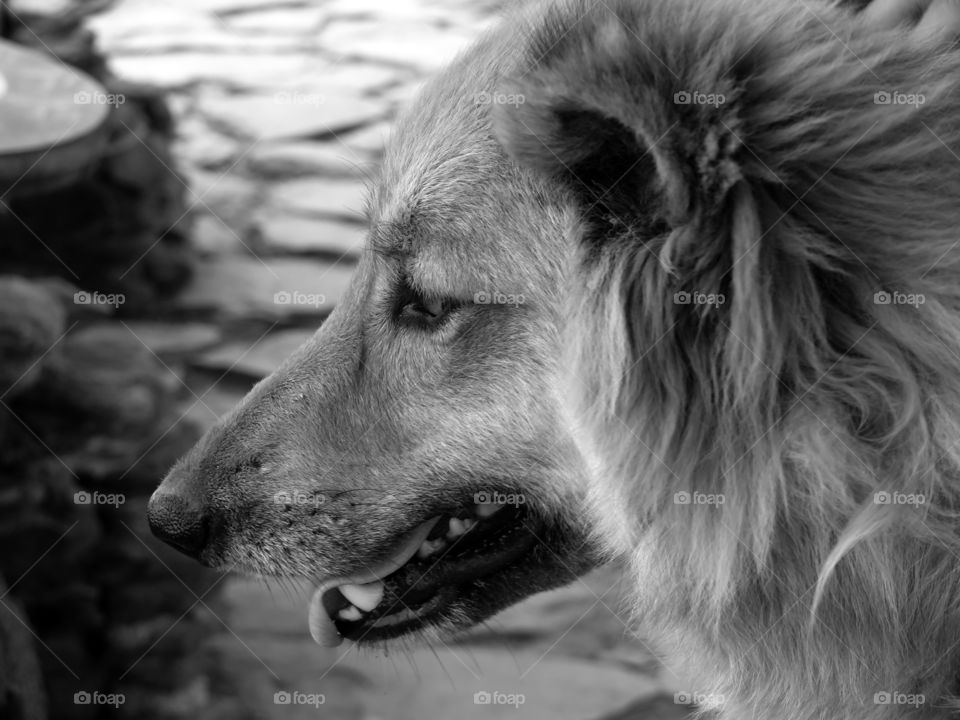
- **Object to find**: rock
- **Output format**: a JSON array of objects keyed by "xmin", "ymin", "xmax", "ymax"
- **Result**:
[
  {"xmin": 0, "ymin": 577, "xmax": 48, "ymax": 720},
  {"xmin": 0, "ymin": 511, "xmax": 99, "ymax": 592},
  {"xmin": 254, "ymin": 214, "xmax": 365, "ymax": 258},
  {"xmin": 245, "ymin": 141, "xmax": 372, "ymax": 179},
  {"xmin": 199, "ymin": 92, "xmax": 386, "ymax": 142},
  {"xmin": 26, "ymin": 583, "xmax": 102, "ymax": 636},
  {"xmin": 0, "ymin": 41, "xmax": 110, "ymax": 192},
  {"xmin": 37, "ymin": 631, "xmax": 100, "ymax": 720},
  {"xmin": 264, "ymin": 178, "xmax": 366, "ymax": 220},
  {"xmin": 174, "ymin": 256, "xmax": 354, "ymax": 318},
  {"xmin": 38, "ymin": 324, "xmax": 177, "ymax": 431},
  {"xmin": 143, "ymin": 242, "xmax": 194, "ymax": 296},
  {"xmin": 191, "ymin": 329, "xmax": 316, "ymax": 378},
  {"xmin": 0, "ymin": 276, "xmax": 67, "ymax": 399}
]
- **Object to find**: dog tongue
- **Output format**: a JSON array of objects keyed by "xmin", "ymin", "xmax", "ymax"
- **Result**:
[{"xmin": 308, "ymin": 517, "xmax": 440, "ymax": 647}]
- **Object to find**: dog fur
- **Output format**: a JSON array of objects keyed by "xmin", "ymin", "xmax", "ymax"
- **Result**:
[
  {"xmin": 490, "ymin": 1, "xmax": 960, "ymax": 717},
  {"xmin": 151, "ymin": 0, "xmax": 960, "ymax": 717}
]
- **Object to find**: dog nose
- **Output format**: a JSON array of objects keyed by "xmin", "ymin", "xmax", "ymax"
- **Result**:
[{"xmin": 147, "ymin": 491, "xmax": 209, "ymax": 558}]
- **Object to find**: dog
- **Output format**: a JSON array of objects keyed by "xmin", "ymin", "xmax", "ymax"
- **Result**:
[{"xmin": 150, "ymin": 0, "xmax": 960, "ymax": 717}]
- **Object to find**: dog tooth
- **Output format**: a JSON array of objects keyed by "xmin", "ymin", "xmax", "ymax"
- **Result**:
[
  {"xmin": 417, "ymin": 538, "xmax": 446, "ymax": 559},
  {"xmin": 338, "ymin": 605, "xmax": 363, "ymax": 622},
  {"xmin": 340, "ymin": 581, "xmax": 384, "ymax": 612},
  {"xmin": 448, "ymin": 518, "xmax": 467, "ymax": 538},
  {"xmin": 475, "ymin": 502, "xmax": 502, "ymax": 518}
]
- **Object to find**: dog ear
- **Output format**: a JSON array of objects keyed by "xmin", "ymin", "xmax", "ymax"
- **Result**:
[
  {"xmin": 491, "ymin": 0, "xmax": 960, "ymax": 381},
  {"xmin": 490, "ymin": 4, "xmax": 747, "ymax": 261}
]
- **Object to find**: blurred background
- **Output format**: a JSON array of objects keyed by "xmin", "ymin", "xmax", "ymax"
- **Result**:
[{"xmin": 0, "ymin": 0, "xmax": 684, "ymax": 717}]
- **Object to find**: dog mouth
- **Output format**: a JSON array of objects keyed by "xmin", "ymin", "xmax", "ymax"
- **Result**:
[{"xmin": 308, "ymin": 500, "xmax": 543, "ymax": 647}]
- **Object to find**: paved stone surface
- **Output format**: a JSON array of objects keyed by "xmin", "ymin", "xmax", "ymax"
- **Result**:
[
  {"xmin": 254, "ymin": 213, "xmax": 365, "ymax": 257},
  {"xmin": 192, "ymin": 328, "xmax": 316, "ymax": 377},
  {"xmin": 245, "ymin": 141, "xmax": 371, "ymax": 179},
  {"xmin": 219, "ymin": 571, "xmax": 680, "ymax": 720},
  {"xmin": 340, "ymin": 119, "xmax": 393, "ymax": 155},
  {"xmin": 175, "ymin": 256, "xmax": 353, "ymax": 317},
  {"xmin": 121, "ymin": 321, "xmax": 223, "ymax": 357},
  {"xmin": 265, "ymin": 177, "xmax": 367, "ymax": 219},
  {"xmin": 200, "ymin": 92, "xmax": 386, "ymax": 142},
  {"xmin": 81, "ymin": 0, "xmax": 677, "ymax": 717}
]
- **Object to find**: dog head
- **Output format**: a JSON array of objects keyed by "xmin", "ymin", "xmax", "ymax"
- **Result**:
[{"xmin": 149, "ymin": 0, "xmax": 960, "ymax": 668}]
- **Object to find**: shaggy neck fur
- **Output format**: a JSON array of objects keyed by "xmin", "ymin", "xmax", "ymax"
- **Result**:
[{"xmin": 494, "ymin": 0, "xmax": 960, "ymax": 717}]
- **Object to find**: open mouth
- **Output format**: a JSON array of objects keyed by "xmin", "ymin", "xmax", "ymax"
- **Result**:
[{"xmin": 308, "ymin": 499, "xmax": 542, "ymax": 647}]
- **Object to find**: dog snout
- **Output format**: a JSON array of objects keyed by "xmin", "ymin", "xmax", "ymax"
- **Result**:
[{"xmin": 147, "ymin": 490, "xmax": 209, "ymax": 559}]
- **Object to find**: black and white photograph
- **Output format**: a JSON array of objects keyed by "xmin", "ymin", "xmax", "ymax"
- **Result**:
[{"xmin": 2, "ymin": 0, "xmax": 960, "ymax": 718}]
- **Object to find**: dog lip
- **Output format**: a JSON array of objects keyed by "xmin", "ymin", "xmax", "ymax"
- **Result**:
[
  {"xmin": 307, "ymin": 516, "xmax": 441, "ymax": 647},
  {"xmin": 338, "ymin": 507, "xmax": 545, "ymax": 644}
]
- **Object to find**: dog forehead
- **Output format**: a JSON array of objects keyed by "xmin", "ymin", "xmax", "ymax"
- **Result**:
[
  {"xmin": 366, "ymin": 29, "xmax": 556, "ymax": 292},
  {"xmin": 369, "ymin": 151, "xmax": 545, "ymax": 295},
  {"xmin": 370, "ymin": 118, "xmax": 568, "ymax": 297}
]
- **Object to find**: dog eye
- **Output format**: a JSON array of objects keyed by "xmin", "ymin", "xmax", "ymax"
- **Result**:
[{"xmin": 394, "ymin": 278, "xmax": 459, "ymax": 329}]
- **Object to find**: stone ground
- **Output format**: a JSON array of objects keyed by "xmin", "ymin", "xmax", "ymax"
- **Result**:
[{"xmin": 84, "ymin": 0, "xmax": 690, "ymax": 717}]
